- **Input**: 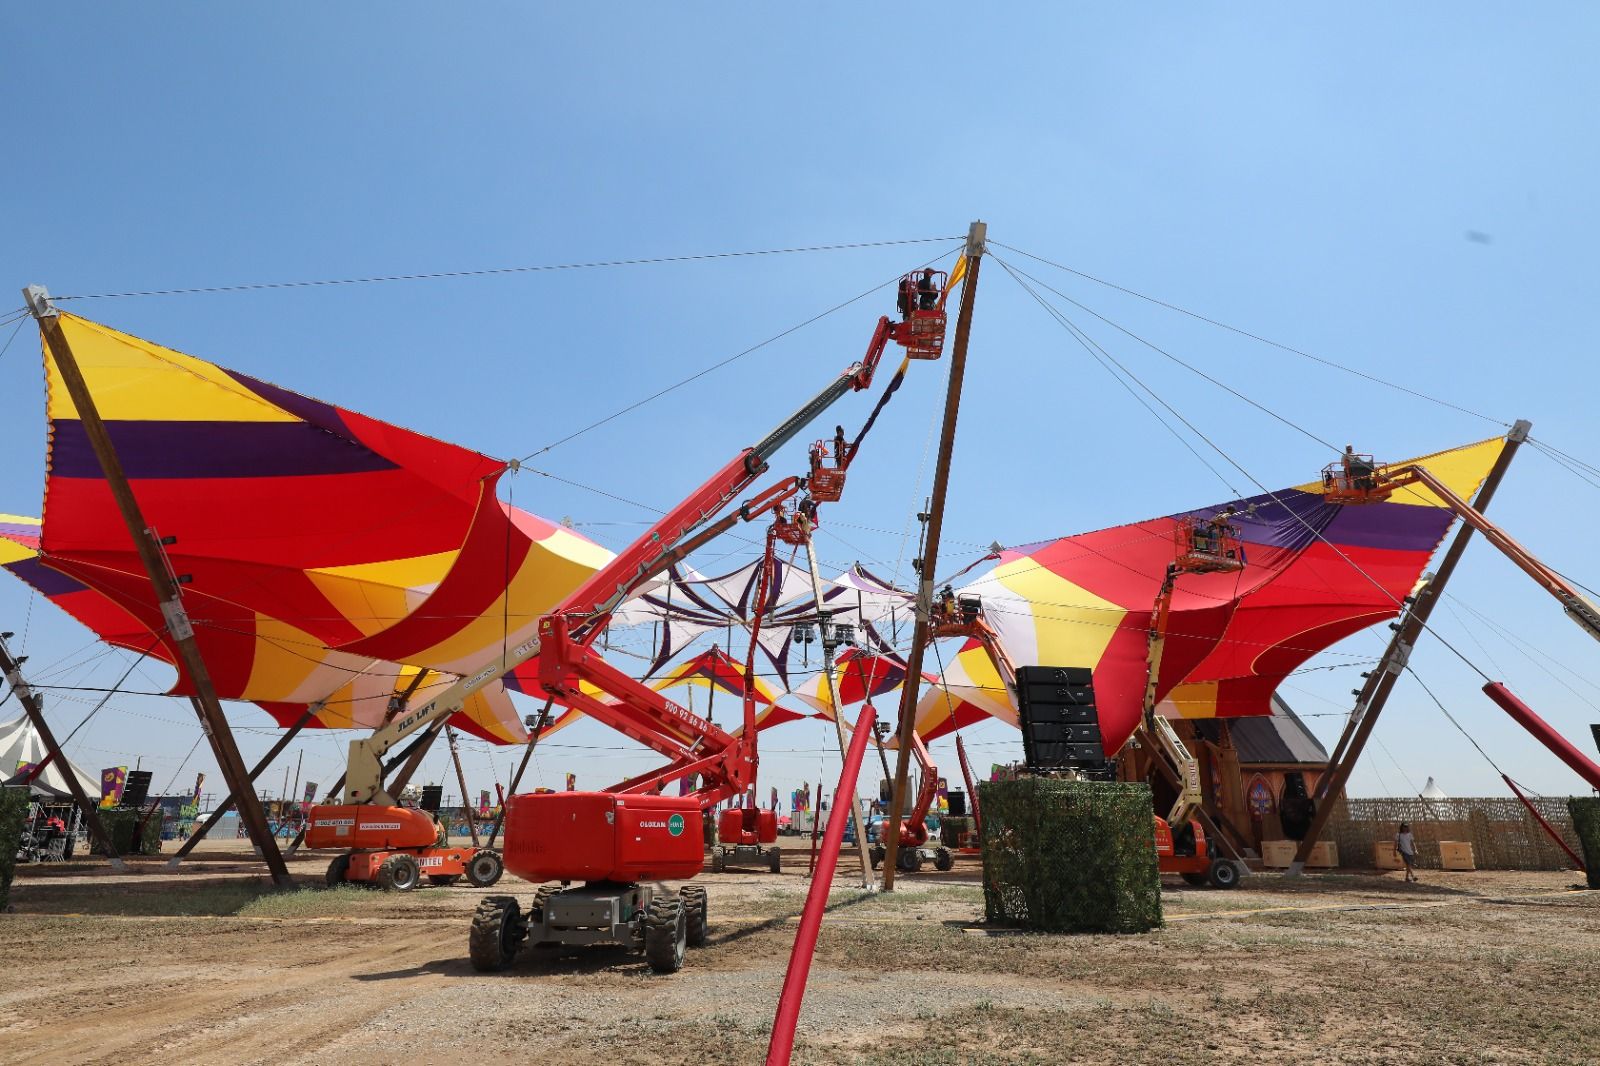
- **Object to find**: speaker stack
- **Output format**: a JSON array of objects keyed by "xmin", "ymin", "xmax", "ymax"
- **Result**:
[
  {"xmin": 122, "ymin": 770, "xmax": 154, "ymax": 808},
  {"xmin": 419, "ymin": 784, "xmax": 444, "ymax": 812},
  {"xmin": 1015, "ymin": 665, "xmax": 1107, "ymax": 775}
]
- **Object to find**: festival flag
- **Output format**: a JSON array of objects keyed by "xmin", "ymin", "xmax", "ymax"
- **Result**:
[
  {"xmin": 191, "ymin": 772, "xmax": 206, "ymax": 807},
  {"xmin": 302, "ymin": 780, "xmax": 318, "ymax": 805},
  {"xmin": 678, "ymin": 774, "xmax": 696, "ymax": 797},
  {"xmin": 100, "ymin": 766, "xmax": 127, "ymax": 808},
  {"xmin": 565, "ymin": 772, "xmax": 576, "ymax": 792},
  {"xmin": 935, "ymin": 777, "xmax": 949, "ymax": 814},
  {"xmin": 770, "ymin": 786, "xmax": 779, "ymax": 811},
  {"xmin": 478, "ymin": 789, "xmax": 491, "ymax": 815}
]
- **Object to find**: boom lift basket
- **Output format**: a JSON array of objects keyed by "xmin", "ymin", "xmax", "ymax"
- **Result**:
[
  {"xmin": 889, "ymin": 269, "xmax": 949, "ymax": 359},
  {"xmin": 1322, "ymin": 451, "xmax": 1393, "ymax": 505},
  {"xmin": 1173, "ymin": 518, "xmax": 1246, "ymax": 575}
]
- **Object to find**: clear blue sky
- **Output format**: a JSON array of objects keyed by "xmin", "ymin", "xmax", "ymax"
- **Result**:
[{"xmin": 3, "ymin": 6, "xmax": 1598, "ymax": 811}]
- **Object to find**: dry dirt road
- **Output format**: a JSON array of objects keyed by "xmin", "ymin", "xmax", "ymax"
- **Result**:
[{"xmin": 3, "ymin": 842, "xmax": 1596, "ymax": 1065}]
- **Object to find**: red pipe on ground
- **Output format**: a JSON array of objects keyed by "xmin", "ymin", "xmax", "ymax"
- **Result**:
[
  {"xmin": 766, "ymin": 703, "xmax": 876, "ymax": 1066},
  {"xmin": 1482, "ymin": 682, "xmax": 1600, "ymax": 792}
]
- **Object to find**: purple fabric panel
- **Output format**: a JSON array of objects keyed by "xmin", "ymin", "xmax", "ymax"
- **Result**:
[
  {"xmin": 4, "ymin": 556, "xmax": 90, "ymax": 596},
  {"xmin": 221, "ymin": 369, "xmax": 356, "ymax": 437},
  {"xmin": 50, "ymin": 419, "xmax": 398, "ymax": 479}
]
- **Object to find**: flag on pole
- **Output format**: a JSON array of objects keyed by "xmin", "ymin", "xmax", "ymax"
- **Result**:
[
  {"xmin": 478, "ymin": 789, "xmax": 491, "ymax": 815},
  {"xmin": 770, "ymin": 786, "xmax": 779, "ymax": 811},
  {"xmin": 100, "ymin": 766, "xmax": 127, "ymax": 808}
]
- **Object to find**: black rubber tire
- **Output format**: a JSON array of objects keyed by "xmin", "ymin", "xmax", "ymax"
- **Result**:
[
  {"xmin": 325, "ymin": 853, "xmax": 351, "ymax": 887},
  {"xmin": 680, "ymin": 885, "xmax": 708, "ymax": 947},
  {"xmin": 767, "ymin": 846, "xmax": 782, "ymax": 874},
  {"xmin": 1180, "ymin": 871, "xmax": 1209, "ymax": 887},
  {"xmin": 896, "ymin": 847, "xmax": 922, "ymax": 873},
  {"xmin": 468, "ymin": 895, "xmax": 524, "ymax": 972},
  {"xmin": 531, "ymin": 884, "xmax": 558, "ymax": 921},
  {"xmin": 428, "ymin": 874, "xmax": 462, "ymax": 886},
  {"xmin": 1208, "ymin": 858, "xmax": 1241, "ymax": 890},
  {"xmin": 375, "ymin": 853, "xmax": 421, "ymax": 892},
  {"xmin": 870, "ymin": 845, "xmax": 885, "ymax": 870},
  {"xmin": 644, "ymin": 895, "xmax": 687, "ymax": 974},
  {"xmin": 710, "ymin": 847, "xmax": 726, "ymax": 873},
  {"xmin": 466, "ymin": 849, "xmax": 504, "ymax": 888},
  {"xmin": 933, "ymin": 847, "xmax": 954, "ymax": 872}
]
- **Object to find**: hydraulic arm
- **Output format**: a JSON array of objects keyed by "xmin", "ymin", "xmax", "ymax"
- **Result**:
[{"xmin": 337, "ymin": 316, "xmax": 903, "ymax": 808}]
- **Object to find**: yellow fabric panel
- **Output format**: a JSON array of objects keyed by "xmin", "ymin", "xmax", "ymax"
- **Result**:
[
  {"xmin": 1290, "ymin": 437, "xmax": 1504, "ymax": 508},
  {"xmin": 46, "ymin": 314, "xmax": 299, "ymax": 424},
  {"xmin": 242, "ymin": 614, "xmax": 374, "ymax": 703},
  {"xmin": 992, "ymin": 558, "xmax": 1125, "ymax": 668},
  {"xmin": 306, "ymin": 551, "xmax": 458, "ymax": 638},
  {"xmin": 532, "ymin": 525, "xmax": 613, "ymax": 573},
  {"xmin": 395, "ymin": 544, "xmax": 598, "ymax": 673},
  {"xmin": 1160, "ymin": 680, "xmax": 1219, "ymax": 719}
]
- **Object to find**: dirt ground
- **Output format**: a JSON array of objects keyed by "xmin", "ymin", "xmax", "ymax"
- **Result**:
[{"xmin": 2, "ymin": 839, "xmax": 1596, "ymax": 1065}]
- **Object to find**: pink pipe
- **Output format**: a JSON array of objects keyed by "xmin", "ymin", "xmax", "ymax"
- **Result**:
[
  {"xmin": 766, "ymin": 703, "xmax": 876, "ymax": 1066},
  {"xmin": 1482, "ymin": 682, "xmax": 1600, "ymax": 792}
]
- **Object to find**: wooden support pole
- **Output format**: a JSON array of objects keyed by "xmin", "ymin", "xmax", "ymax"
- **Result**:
[
  {"xmin": 388, "ymin": 716, "xmax": 447, "ymax": 795},
  {"xmin": 0, "ymin": 632, "xmax": 125, "ymax": 867},
  {"xmin": 882, "ymin": 221, "xmax": 985, "ymax": 890},
  {"xmin": 1287, "ymin": 418, "xmax": 1530, "ymax": 875},
  {"xmin": 446, "ymin": 725, "xmax": 481, "ymax": 848},
  {"xmin": 487, "ymin": 698, "xmax": 553, "ymax": 848},
  {"xmin": 24, "ymin": 288, "xmax": 292, "ymax": 886},
  {"xmin": 170, "ymin": 703, "xmax": 318, "ymax": 863}
]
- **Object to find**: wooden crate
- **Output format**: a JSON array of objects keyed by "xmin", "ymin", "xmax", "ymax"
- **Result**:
[
  {"xmin": 1440, "ymin": 840, "xmax": 1475, "ymax": 871},
  {"xmin": 1306, "ymin": 840, "xmax": 1338, "ymax": 867},
  {"xmin": 1374, "ymin": 841, "xmax": 1405, "ymax": 870},
  {"xmin": 1261, "ymin": 840, "xmax": 1297, "ymax": 868}
]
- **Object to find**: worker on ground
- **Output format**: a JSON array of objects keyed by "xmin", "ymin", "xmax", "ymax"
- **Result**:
[
  {"xmin": 1396, "ymin": 822, "xmax": 1418, "ymax": 882},
  {"xmin": 916, "ymin": 268, "xmax": 939, "ymax": 310}
]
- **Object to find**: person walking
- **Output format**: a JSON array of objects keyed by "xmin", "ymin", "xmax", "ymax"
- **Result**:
[{"xmin": 1396, "ymin": 822, "xmax": 1419, "ymax": 882}]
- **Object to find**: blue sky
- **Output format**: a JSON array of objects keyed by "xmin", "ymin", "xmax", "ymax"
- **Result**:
[{"xmin": 3, "ymin": 6, "xmax": 1598, "ymax": 811}]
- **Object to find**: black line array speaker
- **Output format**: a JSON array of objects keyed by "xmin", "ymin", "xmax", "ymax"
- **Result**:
[
  {"xmin": 947, "ymin": 790, "xmax": 967, "ymax": 817},
  {"xmin": 122, "ymin": 770, "xmax": 153, "ymax": 809},
  {"xmin": 419, "ymin": 784, "xmax": 444, "ymax": 813},
  {"xmin": 1016, "ymin": 665, "xmax": 1105, "ymax": 772}
]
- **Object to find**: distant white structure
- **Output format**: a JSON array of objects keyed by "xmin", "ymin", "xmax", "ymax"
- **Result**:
[{"xmin": 1420, "ymin": 777, "xmax": 1448, "ymax": 800}]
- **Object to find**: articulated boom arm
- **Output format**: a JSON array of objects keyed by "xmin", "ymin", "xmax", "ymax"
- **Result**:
[
  {"xmin": 339, "ymin": 319, "xmax": 900, "ymax": 806},
  {"xmin": 1139, "ymin": 566, "xmax": 1206, "ymax": 827},
  {"xmin": 895, "ymin": 729, "xmax": 941, "ymax": 847},
  {"xmin": 1389, "ymin": 465, "xmax": 1600, "ymax": 643}
]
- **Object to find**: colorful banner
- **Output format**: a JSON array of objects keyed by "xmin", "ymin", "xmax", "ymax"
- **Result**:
[
  {"xmin": 192, "ymin": 772, "xmax": 207, "ymax": 807},
  {"xmin": 478, "ymin": 789, "xmax": 491, "ymax": 815},
  {"xmin": 770, "ymin": 786, "xmax": 779, "ymax": 811},
  {"xmin": 935, "ymin": 777, "xmax": 949, "ymax": 814},
  {"xmin": 565, "ymin": 772, "xmax": 576, "ymax": 792},
  {"xmin": 679, "ymin": 774, "xmax": 696, "ymax": 797},
  {"xmin": 100, "ymin": 766, "xmax": 127, "ymax": 808},
  {"xmin": 302, "ymin": 780, "xmax": 318, "ymax": 805}
]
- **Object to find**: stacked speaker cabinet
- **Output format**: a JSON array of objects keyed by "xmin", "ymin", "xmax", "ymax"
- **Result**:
[
  {"xmin": 1015, "ymin": 666, "xmax": 1106, "ymax": 774},
  {"xmin": 121, "ymin": 770, "xmax": 154, "ymax": 809},
  {"xmin": 419, "ymin": 784, "xmax": 444, "ymax": 813}
]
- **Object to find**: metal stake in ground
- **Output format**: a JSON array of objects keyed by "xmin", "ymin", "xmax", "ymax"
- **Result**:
[
  {"xmin": 1286, "ymin": 418, "xmax": 1530, "ymax": 876},
  {"xmin": 0, "ymin": 631, "xmax": 125, "ymax": 867},
  {"xmin": 23, "ymin": 286, "xmax": 291, "ymax": 887},
  {"xmin": 882, "ymin": 220, "xmax": 985, "ymax": 890}
]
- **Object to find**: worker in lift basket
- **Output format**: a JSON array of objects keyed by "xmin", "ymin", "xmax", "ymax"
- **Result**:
[
  {"xmin": 916, "ymin": 268, "xmax": 939, "ymax": 310},
  {"xmin": 897, "ymin": 274, "xmax": 917, "ymax": 320}
]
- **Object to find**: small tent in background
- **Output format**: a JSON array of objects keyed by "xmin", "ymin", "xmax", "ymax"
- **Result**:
[
  {"xmin": 1420, "ymin": 777, "xmax": 1448, "ymax": 800},
  {"xmin": 0, "ymin": 715, "xmax": 99, "ymax": 799}
]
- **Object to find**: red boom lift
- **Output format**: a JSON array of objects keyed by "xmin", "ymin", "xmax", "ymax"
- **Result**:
[
  {"xmin": 304, "ymin": 273, "xmax": 945, "ymax": 902},
  {"xmin": 455, "ymin": 272, "xmax": 948, "ymax": 973}
]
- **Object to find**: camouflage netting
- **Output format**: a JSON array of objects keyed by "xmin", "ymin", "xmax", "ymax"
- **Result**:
[
  {"xmin": 1, "ymin": 787, "xmax": 30, "ymax": 909},
  {"xmin": 1569, "ymin": 797, "xmax": 1600, "ymax": 890},
  {"xmin": 89, "ymin": 808, "xmax": 163, "ymax": 856},
  {"xmin": 979, "ymin": 777, "xmax": 1162, "ymax": 934}
]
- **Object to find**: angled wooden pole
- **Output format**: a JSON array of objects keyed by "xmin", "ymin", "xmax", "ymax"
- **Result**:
[
  {"xmin": 23, "ymin": 287, "xmax": 291, "ymax": 887},
  {"xmin": 882, "ymin": 221, "xmax": 986, "ymax": 889},
  {"xmin": 0, "ymin": 632, "xmax": 124, "ymax": 866},
  {"xmin": 487, "ymin": 697, "xmax": 553, "ymax": 847},
  {"xmin": 446, "ymin": 725, "xmax": 481, "ymax": 848},
  {"xmin": 1287, "ymin": 419, "xmax": 1530, "ymax": 875},
  {"xmin": 169, "ymin": 703, "xmax": 318, "ymax": 863}
]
